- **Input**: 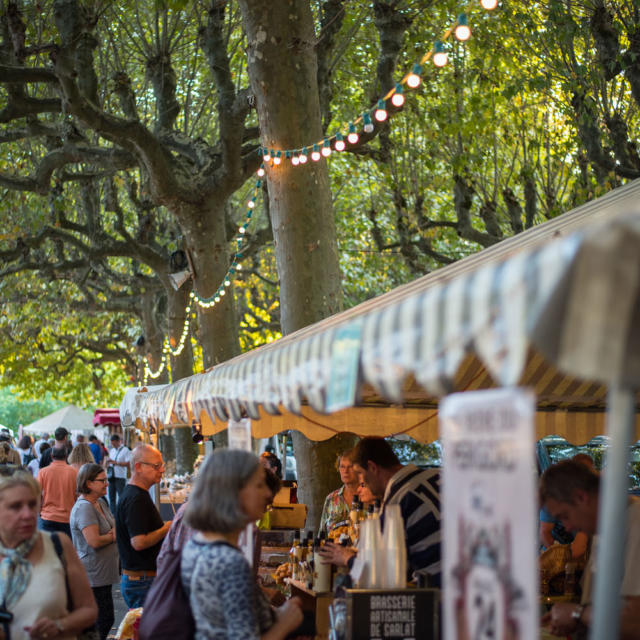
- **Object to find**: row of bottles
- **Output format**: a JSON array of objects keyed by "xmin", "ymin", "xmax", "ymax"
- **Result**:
[{"xmin": 289, "ymin": 530, "xmax": 332, "ymax": 591}]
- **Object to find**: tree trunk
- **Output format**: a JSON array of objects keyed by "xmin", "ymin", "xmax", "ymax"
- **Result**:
[
  {"xmin": 179, "ymin": 202, "xmax": 241, "ymax": 368},
  {"xmin": 238, "ymin": 0, "xmax": 346, "ymax": 532},
  {"xmin": 174, "ymin": 426, "xmax": 199, "ymax": 475}
]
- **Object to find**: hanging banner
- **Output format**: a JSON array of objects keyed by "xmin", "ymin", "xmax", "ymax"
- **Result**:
[
  {"xmin": 228, "ymin": 418, "xmax": 252, "ymax": 452},
  {"xmin": 326, "ymin": 321, "xmax": 363, "ymax": 413},
  {"xmin": 440, "ymin": 388, "xmax": 538, "ymax": 640}
]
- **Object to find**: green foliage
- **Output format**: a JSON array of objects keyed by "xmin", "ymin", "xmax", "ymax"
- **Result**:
[{"xmin": 0, "ymin": 388, "xmax": 66, "ymax": 430}]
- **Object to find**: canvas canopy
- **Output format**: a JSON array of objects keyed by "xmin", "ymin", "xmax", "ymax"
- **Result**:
[
  {"xmin": 121, "ymin": 179, "xmax": 640, "ymax": 444},
  {"xmin": 120, "ymin": 179, "xmax": 640, "ymax": 639},
  {"xmin": 23, "ymin": 404, "xmax": 94, "ymax": 433}
]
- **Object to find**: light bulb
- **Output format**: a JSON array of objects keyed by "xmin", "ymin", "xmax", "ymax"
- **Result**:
[
  {"xmin": 455, "ymin": 14, "xmax": 471, "ymax": 41},
  {"xmin": 224, "ymin": 279, "xmax": 231, "ymax": 287},
  {"xmin": 407, "ymin": 64, "xmax": 422, "ymax": 89},
  {"xmin": 236, "ymin": 263, "xmax": 242, "ymax": 271},
  {"xmin": 391, "ymin": 84, "xmax": 405, "ymax": 107},
  {"xmin": 257, "ymin": 167, "xmax": 265, "ymax": 177},
  {"xmin": 273, "ymin": 151, "xmax": 282, "ymax": 165},
  {"xmin": 481, "ymin": 0, "xmax": 498, "ymax": 9},
  {"xmin": 374, "ymin": 99, "xmax": 388, "ymax": 122},
  {"xmin": 291, "ymin": 153, "xmax": 300, "ymax": 166},
  {"xmin": 220, "ymin": 289, "xmax": 225, "ymax": 296},
  {"xmin": 433, "ymin": 51, "xmax": 448, "ymax": 67},
  {"xmin": 347, "ymin": 123, "xmax": 359, "ymax": 145},
  {"xmin": 262, "ymin": 148, "xmax": 271, "ymax": 162},
  {"xmin": 311, "ymin": 144, "xmax": 321, "ymax": 161},
  {"xmin": 248, "ymin": 200, "xmax": 255, "ymax": 209},
  {"xmin": 321, "ymin": 138, "xmax": 332, "ymax": 157},
  {"xmin": 363, "ymin": 113, "xmax": 374, "ymax": 133},
  {"xmin": 334, "ymin": 133, "xmax": 346, "ymax": 151},
  {"xmin": 433, "ymin": 41, "xmax": 448, "ymax": 67},
  {"xmin": 239, "ymin": 226, "xmax": 246, "ymax": 234},
  {"xmin": 299, "ymin": 147, "xmax": 308, "ymax": 163}
]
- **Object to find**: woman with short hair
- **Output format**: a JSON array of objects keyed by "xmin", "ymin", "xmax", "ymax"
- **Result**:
[
  {"xmin": 69, "ymin": 464, "xmax": 118, "ymax": 640},
  {"xmin": 0, "ymin": 466, "xmax": 97, "ymax": 639},
  {"xmin": 182, "ymin": 449, "xmax": 303, "ymax": 639}
]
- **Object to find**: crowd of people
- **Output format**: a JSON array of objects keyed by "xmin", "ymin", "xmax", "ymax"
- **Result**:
[
  {"xmin": 0, "ymin": 426, "xmax": 637, "ymax": 640},
  {"xmin": 0, "ymin": 428, "xmax": 131, "ymax": 640}
]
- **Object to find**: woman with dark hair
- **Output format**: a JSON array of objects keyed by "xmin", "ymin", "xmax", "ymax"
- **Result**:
[
  {"xmin": 182, "ymin": 449, "xmax": 303, "ymax": 639},
  {"xmin": 16, "ymin": 436, "xmax": 34, "ymax": 467},
  {"xmin": 69, "ymin": 463, "xmax": 118, "ymax": 640}
]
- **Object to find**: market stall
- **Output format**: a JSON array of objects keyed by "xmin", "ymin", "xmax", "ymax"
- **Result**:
[{"xmin": 120, "ymin": 177, "xmax": 640, "ymax": 639}]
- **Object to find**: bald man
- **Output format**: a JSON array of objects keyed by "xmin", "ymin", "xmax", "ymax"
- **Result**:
[{"xmin": 115, "ymin": 444, "xmax": 172, "ymax": 608}]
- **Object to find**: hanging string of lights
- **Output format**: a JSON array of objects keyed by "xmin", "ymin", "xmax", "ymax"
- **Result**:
[
  {"xmin": 256, "ymin": 1, "xmax": 497, "ymax": 170},
  {"xmin": 142, "ymin": 0, "xmax": 500, "ymax": 383},
  {"xmin": 143, "ymin": 176, "xmax": 264, "ymax": 382}
]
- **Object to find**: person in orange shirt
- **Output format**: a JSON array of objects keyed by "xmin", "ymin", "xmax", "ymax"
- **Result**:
[{"xmin": 38, "ymin": 445, "xmax": 78, "ymax": 536}]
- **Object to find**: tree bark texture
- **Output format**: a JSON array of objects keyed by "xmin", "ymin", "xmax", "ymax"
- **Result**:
[{"xmin": 238, "ymin": 0, "xmax": 347, "ymax": 531}]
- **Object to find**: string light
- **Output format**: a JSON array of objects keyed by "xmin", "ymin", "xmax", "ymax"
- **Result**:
[
  {"xmin": 432, "ymin": 41, "xmax": 448, "ymax": 67},
  {"xmin": 406, "ymin": 64, "xmax": 422, "ymax": 89},
  {"xmin": 144, "ymin": 356, "xmax": 166, "ymax": 382},
  {"xmin": 347, "ymin": 123, "xmax": 359, "ymax": 145},
  {"xmin": 257, "ymin": 167, "xmax": 265, "ymax": 177},
  {"xmin": 248, "ymin": 7, "xmax": 499, "ymax": 171},
  {"xmin": 374, "ymin": 99, "xmax": 388, "ymax": 122},
  {"xmin": 189, "ymin": 176, "xmax": 262, "ymax": 310},
  {"xmin": 362, "ymin": 112, "xmax": 374, "ymax": 133},
  {"xmin": 391, "ymin": 84, "xmax": 405, "ymax": 107},
  {"xmin": 455, "ymin": 13, "xmax": 471, "ymax": 41}
]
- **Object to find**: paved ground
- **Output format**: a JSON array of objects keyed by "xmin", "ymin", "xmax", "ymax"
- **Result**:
[{"xmin": 107, "ymin": 582, "xmax": 129, "ymax": 639}]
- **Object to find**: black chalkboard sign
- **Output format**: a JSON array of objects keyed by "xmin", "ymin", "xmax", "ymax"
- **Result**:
[{"xmin": 346, "ymin": 589, "xmax": 439, "ymax": 640}]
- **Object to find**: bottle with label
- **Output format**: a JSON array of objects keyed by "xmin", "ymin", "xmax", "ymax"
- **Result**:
[
  {"xmin": 313, "ymin": 537, "xmax": 332, "ymax": 592},
  {"xmin": 357, "ymin": 501, "xmax": 366, "ymax": 523},
  {"xmin": 289, "ymin": 530, "xmax": 301, "ymax": 581},
  {"xmin": 305, "ymin": 536, "xmax": 314, "ymax": 587},
  {"xmin": 350, "ymin": 498, "xmax": 361, "ymax": 545}
]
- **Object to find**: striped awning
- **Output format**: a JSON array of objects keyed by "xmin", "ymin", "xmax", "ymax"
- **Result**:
[{"xmin": 121, "ymin": 180, "xmax": 640, "ymax": 443}]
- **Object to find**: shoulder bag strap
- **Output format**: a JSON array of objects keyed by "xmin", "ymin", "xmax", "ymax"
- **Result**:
[{"xmin": 50, "ymin": 533, "xmax": 73, "ymax": 610}]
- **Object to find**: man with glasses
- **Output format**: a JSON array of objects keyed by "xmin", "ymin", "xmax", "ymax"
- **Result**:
[{"xmin": 115, "ymin": 444, "xmax": 172, "ymax": 608}]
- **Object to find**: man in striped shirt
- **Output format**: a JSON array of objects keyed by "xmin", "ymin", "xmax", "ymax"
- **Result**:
[{"xmin": 352, "ymin": 437, "xmax": 442, "ymax": 587}]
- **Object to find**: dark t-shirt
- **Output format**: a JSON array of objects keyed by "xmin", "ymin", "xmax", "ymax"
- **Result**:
[{"xmin": 116, "ymin": 484, "xmax": 164, "ymax": 571}]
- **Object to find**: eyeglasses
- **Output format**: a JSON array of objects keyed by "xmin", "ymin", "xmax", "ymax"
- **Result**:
[
  {"xmin": 140, "ymin": 461, "xmax": 164, "ymax": 470},
  {"xmin": 92, "ymin": 477, "xmax": 108, "ymax": 483}
]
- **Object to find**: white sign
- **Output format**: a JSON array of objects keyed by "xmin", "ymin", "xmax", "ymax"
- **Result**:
[
  {"xmin": 228, "ymin": 418, "xmax": 252, "ymax": 452},
  {"xmin": 228, "ymin": 418, "xmax": 254, "ymax": 566},
  {"xmin": 440, "ymin": 388, "xmax": 538, "ymax": 640}
]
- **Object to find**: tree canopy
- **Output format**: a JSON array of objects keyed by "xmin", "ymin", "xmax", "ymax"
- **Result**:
[{"xmin": 1, "ymin": 0, "xmax": 639, "ymax": 410}]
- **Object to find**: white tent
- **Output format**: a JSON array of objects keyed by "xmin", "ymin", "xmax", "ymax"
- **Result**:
[{"xmin": 23, "ymin": 404, "xmax": 94, "ymax": 434}]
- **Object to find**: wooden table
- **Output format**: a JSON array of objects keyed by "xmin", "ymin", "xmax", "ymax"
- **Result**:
[{"xmin": 288, "ymin": 579, "xmax": 334, "ymax": 640}]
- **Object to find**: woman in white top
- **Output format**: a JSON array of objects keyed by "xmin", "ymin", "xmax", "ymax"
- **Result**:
[{"xmin": 0, "ymin": 466, "xmax": 97, "ymax": 640}]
